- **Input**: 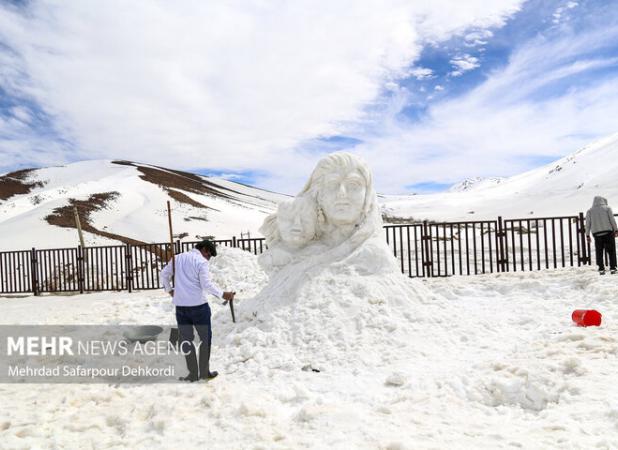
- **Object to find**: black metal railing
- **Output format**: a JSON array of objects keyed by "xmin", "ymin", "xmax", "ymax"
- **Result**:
[
  {"xmin": 382, "ymin": 214, "xmax": 592, "ymax": 277},
  {"xmin": 0, "ymin": 211, "xmax": 603, "ymax": 295}
]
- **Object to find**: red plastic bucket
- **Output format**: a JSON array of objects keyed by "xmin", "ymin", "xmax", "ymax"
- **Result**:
[{"xmin": 572, "ymin": 309, "xmax": 602, "ymax": 327}]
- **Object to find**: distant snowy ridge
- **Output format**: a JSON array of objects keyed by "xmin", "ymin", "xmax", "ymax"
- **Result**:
[
  {"xmin": 0, "ymin": 160, "xmax": 289, "ymax": 251},
  {"xmin": 448, "ymin": 177, "xmax": 505, "ymax": 192},
  {"xmin": 382, "ymin": 132, "xmax": 618, "ymax": 222}
]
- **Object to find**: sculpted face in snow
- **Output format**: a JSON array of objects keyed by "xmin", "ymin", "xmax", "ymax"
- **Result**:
[
  {"xmin": 318, "ymin": 169, "xmax": 367, "ymax": 226},
  {"xmin": 303, "ymin": 153, "xmax": 374, "ymax": 237},
  {"xmin": 277, "ymin": 197, "xmax": 316, "ymax": 248},
  {"xmin": 258, "ymin": 152, "xmax": 398, "ymax": 293}
]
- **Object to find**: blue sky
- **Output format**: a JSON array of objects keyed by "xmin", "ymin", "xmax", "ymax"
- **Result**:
[
  {"xmin": 1, "ymin": 0, "xmax": 618, "ymax": 194},
  {"xmin": 302, "ymin": 0, "xmax": 618, "ymax": 192},
  {"xmin": 397, "ymin": 0, "xmax": 618, "ymax": 120}
]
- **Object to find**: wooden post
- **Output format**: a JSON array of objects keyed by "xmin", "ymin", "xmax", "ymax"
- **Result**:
[
  {"xmin": 73, "ymin": 207, "xmax": 86, "ymax": 249},
  {"xmin": 166, "ymin": 201, "xmax": 179, "ymax": 340},
  {"xmin": 73, "ymin": 207, "xmax": 87, "ymax": 266},
  {"xmin": 167, "ymin": 201, "xmax": 175, "ymax": 279}
]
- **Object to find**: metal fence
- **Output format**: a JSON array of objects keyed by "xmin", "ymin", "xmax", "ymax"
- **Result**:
[
  {"xmin": 0, "ymin": 213, "xmax": 602, "ymax": 295},
  {"xmin": 0, "ymin": 237, "xmax": 269, "ymax": 295},
  {"xmin": 383, "ymin": 214, "xmax": 592, "ymax": 278}
]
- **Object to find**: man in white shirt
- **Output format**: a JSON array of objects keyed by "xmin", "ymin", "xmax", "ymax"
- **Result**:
[{"xmin": 161, "ymin": 240, "xmax": 235, "ymax": 382}]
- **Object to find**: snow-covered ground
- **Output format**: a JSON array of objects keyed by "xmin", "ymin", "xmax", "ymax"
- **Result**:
[{"xmin": 1, "ymin": 248, "xmax": 617, "ymax": 449}]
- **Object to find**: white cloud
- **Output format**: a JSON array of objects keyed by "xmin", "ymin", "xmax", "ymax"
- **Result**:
[
  {"xmin": 0, "ymin": 0, "xmax": 523, "ymax": 192},
  {"xmin": 408, "ymin": 67, "xmax": 434, "ymax": 80},
  {"xmin": 350, "ymin": 24, "xmax": 618, "ymax": 193},
  {"xmin": 450, "ymin": 54, "xmax": 480, "ymax": 77},
  {"xmin": 553, "ymin": 1, "xmax": 579, "ymax": 24},
  {"xmin": 10, "ymin": 106, "xmax": 32, "ymax": 124},
  {"xmin": 464, "ymin": 29, "xmax": 493, "ymax": 47}
]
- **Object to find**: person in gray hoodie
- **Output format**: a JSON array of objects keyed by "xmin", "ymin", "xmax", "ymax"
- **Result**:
[{"xmin": 585, "ymin": 196, "xmax": 618, "ymax": 274}]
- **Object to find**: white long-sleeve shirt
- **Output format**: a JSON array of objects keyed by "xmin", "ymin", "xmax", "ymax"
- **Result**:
[{"xmin": 160, "ymin": 249, "xmax": 224, "ymax": 306}]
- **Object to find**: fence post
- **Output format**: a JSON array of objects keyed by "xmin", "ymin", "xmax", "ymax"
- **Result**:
[
  {"xmin": 125, "ymin": 244, "xmax": 133, "ymax": 293},
  {"xmin": 175, "ymin": 239, "xmax": 181, "ymax": 255},
  {"xmin": 422, "ymin": 220, "xmax": 433, "ymax": 277},
  {"xmin": 577, "ymin": 212, "xmax": 589, "ymax": 265},
  {"xmin": 496, "ymin": 216, "xmax": 507, "ymax": 272},
  {"xmin": 30, "ymin": 247, "xmax": 39, "ymax": 296},
  {"xmin": 77, "ymin": 246, "xmax": 85, "ymax": 294},
  {"xmin": 232, "ymin": 236, "xmax": 237, "ymax": 248}
]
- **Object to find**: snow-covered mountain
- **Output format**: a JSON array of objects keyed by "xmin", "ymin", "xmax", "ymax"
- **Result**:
[
  {"xmin": 2, "ymin": 132, "xmax": 618, "ymax": 250},
  {"xmin": 382, "ymin": 132, "xmax": 618, "ymax": 223},
  {"xmin": 447, "ymin": 176, "xmax": 505, "ymax": 192},
  {"xmin": 0, "ymin": 160, "xmax": 289, "ymax": 250}
]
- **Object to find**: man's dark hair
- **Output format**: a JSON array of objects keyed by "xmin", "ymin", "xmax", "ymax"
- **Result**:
[{"xmin": 195, "ymin": 239, "xmax": 217, "ymax": 257}]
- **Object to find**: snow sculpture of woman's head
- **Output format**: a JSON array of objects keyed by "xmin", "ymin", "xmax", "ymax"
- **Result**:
[
  {"xmin": 300, "ymin": 152, "xmax": 381, "ymax": 241},
  {"xmin": 256, "ymin": 151, "xmax": 398, "ymax": 301}
]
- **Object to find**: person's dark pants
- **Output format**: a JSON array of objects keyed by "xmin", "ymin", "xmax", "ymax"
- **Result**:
[
  {"xmin": 593, "ymin": 231, "xmax": 617, "ymax": 271},
  {"xmin": 176, "ymin": 303, "xmax": 212, "ymax": 378}
]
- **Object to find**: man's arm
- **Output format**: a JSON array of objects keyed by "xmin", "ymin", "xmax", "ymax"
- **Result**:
[
  {"xmin": 160, "ymin": 260, "xmax": 174, "ymax": 294},
  {"xmin": 198, "ymin": 261, "xmax": 224, "ymax": 299}
]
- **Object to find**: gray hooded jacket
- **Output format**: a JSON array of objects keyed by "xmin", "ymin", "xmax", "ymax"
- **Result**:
[{"xmin": 585, "ymin": 196, "xmax": 617, "ymax": 236}]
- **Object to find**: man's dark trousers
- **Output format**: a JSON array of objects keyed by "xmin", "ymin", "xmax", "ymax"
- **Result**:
[
  {"xmin": 176, "ymin": 303, "xmax": 212, "ymax": 379},
  {"xmin": 593, "ymin": 231, "xmax": 617, "ymax": 271}
]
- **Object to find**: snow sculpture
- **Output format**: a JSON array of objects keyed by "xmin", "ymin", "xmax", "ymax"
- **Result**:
[
  {"xmin": 219, "ymin": 152, "xmax": 440, "ymax": 371},
  {"xmin": 257, "ymin": 152, "xmax": 398, "ymax": 300}
]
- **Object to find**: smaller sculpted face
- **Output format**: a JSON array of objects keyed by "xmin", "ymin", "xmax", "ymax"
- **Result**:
[
  {"xmin": 318, "ymin": 169, "xmax": 367, "ymax": 226},
  {"xmin": 277, "ymin": 197, "xmax": 317, "ymax": 247}
]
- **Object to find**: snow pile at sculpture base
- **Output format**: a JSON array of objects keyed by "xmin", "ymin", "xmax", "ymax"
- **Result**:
[
  {"xmin": 219, "ymin": 264, "xmax": 446, "ymax": 375},
  {"xmin": 1, "ymin": 247, "xmax": 618, "ymax": 449}
]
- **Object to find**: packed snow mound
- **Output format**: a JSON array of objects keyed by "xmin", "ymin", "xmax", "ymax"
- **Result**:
[
  {"xmin": 215, "ymin": 262, "xmax": 450, "ymax": 374},
  {"xmin": 470, "ymin": 361, "xmax": 564, "ymax": 412},
  {"xmin": 208, "ymin": 247, "xmax": 268, "ymax": 299},
  {"xmin": 207, "ymin": 239, "xmax": 453, "ymax": 375}
]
